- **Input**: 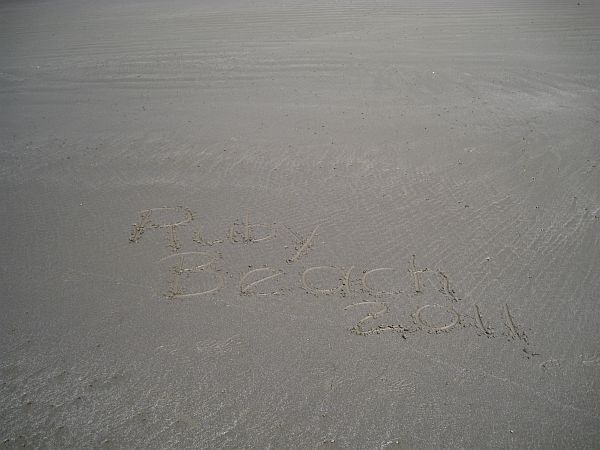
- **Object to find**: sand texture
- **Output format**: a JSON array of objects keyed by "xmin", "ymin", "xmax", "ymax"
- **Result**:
[{"xmin": 1, "ymin": 0, "xmax": 599, "ymax": 448}]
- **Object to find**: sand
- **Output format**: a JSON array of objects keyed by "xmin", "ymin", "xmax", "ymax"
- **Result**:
[{"xmin": 1, "ymin": 0, "xmax": 599, "ymax": 447}]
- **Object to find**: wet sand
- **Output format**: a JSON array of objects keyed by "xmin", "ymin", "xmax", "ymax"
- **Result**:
[{"xmin": 1, "ymin": 0, "xmax": 599, "ymax": 447}]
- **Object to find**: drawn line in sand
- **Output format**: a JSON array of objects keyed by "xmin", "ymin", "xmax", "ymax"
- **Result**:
[
  {"xmin": 288, "ymin": 225, "xmax": 319, "ymax": 262},
  {"xmin": 129, "ymin": 207, "xmax": 193, "ymax": 244},
  {"xmin": 362, "ymin": 268, "xmax": 397, "ymax": 295},
  {"xmin": 147, "ymin": 207, "xmax": 193, "ymax": 228},
  {"xmin": 228, "ymin": 225, "xmax": 237, "ymax": 243},
  {"xmin": 248, "ymin": 223, "xmax": 274, "ymax": 243},
  {"xmin": 410, "ymin": 255, "xmax": 425, "ymax": 293},
  {"xmin": 302, "ymin": 265, "xmax": 353, "ymax": 295},
  {"xmin": 409, "ymin": 255, "xmax": 458, "ymax": 301},
  {"xmin": 474, "ymin": 304, "xmax": 493, "ymax": 335},
  {"xmin": 344, "ymin": 302, "xmax": 409, "ymax": 336},
  {"xmin": 162, "ymin": 252, "xmax": 223, "ymax": 299},
  {"xmin": 243, "ymin": 214, "xmax": 273, "ymax": 242},
  {"xmin": 227, "ymin": 215, "xmax": 274, "ymax": 244},
  {"xmin": 160, "ymin": 251, "xmax": 220, "ymax": 270},
  {"xmin": 240, "ymin": 267, "xmax": 284, "ymax": 295},
  {"xmin": 167, "ymin": 225, "xmax": 180, "ymax": 252},
  {"xmin": 129, "ymin": 210, "xmax": 151, "ymax": 242},
  {"xmin": 193, "ymin": 225, "xmax": 223, "ymax": 246},
  {"xmin": 168, "ymin": 255, "xmax": 185, "ymax": 298},
  {"xmin": 415, "ymin": 304, "xmax": 460, "ymax": 332},
  {"xmin": 503, "ymin": 303, "xmax": 524, "ymax": 340}
]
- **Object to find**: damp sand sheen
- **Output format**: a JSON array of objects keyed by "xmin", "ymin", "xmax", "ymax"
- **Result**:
[{"xmin": 1, "ymin": 0, "xmax": 599, "ymax": 448}]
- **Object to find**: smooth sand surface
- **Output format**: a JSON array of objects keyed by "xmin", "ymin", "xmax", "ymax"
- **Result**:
[{"xmin": 1, "ymin": 0, "xmax": 599, "ymax": 447}]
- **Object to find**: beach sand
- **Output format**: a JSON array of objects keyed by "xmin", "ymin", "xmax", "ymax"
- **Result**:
[{"xmin": 1, "ymin": 0, "xmax": 599, "ymax": 447}]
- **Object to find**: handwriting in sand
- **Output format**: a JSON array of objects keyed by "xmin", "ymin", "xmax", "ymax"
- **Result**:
[{"xmin": 128, "ymin": 206, "xmax": 531, "ymax": 345}]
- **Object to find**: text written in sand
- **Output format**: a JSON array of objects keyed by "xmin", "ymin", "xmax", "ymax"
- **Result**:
[{"xmin": 128, "ymin": 206, "xmax": 533, "ymax": 350}]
